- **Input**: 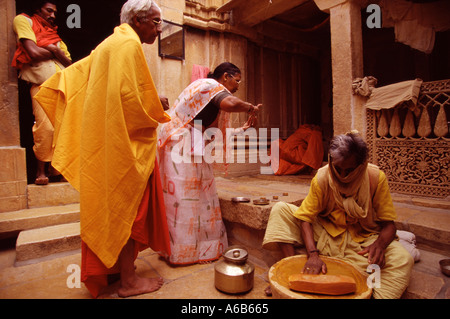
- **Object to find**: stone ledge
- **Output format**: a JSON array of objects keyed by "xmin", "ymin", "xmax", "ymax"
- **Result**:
[
  {"xmin": 403, "ymin": 269, "xmax": 445, "ymax": 299},
  {"xmin": 391, "ymin": 193, "xmax": 450, "ymax": 210},
  {"xmin": 216, "ymin": 176, "xmax": 310, "ymax": 230},
  {"xmin": 27, "ymin": 182, "xmax": 79, "ymax": 209},
  {"xmin": 15, "ymin": 222, "xmax": 81, "ymax": 262},
  {"xmin": 0, "ymin": 180, "xmax": 27, "ymax": 198},
  {"xmin": 0, "ymin": 203, "xmax": 80, "ymax": 235},
  {"xmin": 216, "ymin": 175, "xmax": 450, "ymax": 258},
  {"xmin": 394, "ymin": 202, "xmax": 450, "ymax": 255}
]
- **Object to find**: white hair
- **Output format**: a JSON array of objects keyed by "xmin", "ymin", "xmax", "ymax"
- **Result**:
[
  {"xmin": 120, "ymin": 0, "xmax": 161, "ymax": 25},
  {"xmin": 329, "ymin": 132, "xmax": 368, "ymax": 165}
]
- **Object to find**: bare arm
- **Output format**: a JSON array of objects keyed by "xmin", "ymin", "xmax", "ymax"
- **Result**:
[
  {"xmin": 21, "ymin": 39, "xmax": 72, "ymax": 67},
  {"xmin": 21, "ymin": 38, "xmax": 53, "ymax": 61},
  {"xmin": 45, "ymin": 44, "xmax": 72, "ymax": 67},
  {"xmin": 219, "ymin": 96, "xmax": 262, "ymax": 114}
]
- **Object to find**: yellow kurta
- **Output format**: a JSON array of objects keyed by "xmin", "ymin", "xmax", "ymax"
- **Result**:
[
  {"xmin": 293, "ymin": 165, "xmax": 397, "ymax": 242},
  {"xmin": 13, "ymin": 14, "xmax": 72, "ymax": 162},
  {"xmin": 34, "ymin": 24, "xmax": 170, "ymax": 268}
]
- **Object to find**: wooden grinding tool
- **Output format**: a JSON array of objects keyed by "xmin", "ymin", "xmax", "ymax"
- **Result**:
[{"xmin": 288, "ymin": 273, "xmax": 357, "ymax": 296}]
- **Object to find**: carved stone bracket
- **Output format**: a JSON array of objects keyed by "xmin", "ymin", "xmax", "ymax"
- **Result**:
[{"xmin": 184, "ymin": 0, "xmax": 231, "ymax": 31}]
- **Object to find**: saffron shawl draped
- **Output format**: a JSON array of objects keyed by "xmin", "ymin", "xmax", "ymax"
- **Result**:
[{"xmin": 34, "ymin": 24, "xmax": 171, "ymax": 269}]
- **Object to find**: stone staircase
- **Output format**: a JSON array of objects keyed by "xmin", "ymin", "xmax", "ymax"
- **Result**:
[
  {"xmin": 0, "ymin": 176, "xmax": 449, "ymax": 298},
  {"xmin": 0, "ymin": 183, "xmax": 80, "ymax": 264}
]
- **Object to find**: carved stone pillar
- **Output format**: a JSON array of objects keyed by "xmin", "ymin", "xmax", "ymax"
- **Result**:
[
  {"xmin": 0, "ymin": 0, "xmax": 28, "ymax": 212},
  {"xmin": 315, "ymin": 0, "xmax": 365, "ymax": 135}
]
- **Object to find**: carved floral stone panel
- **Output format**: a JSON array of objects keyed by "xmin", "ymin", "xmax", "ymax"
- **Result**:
[{"xmin": 367, "ymin": 80, "xmax": 450, "ymax": 198}]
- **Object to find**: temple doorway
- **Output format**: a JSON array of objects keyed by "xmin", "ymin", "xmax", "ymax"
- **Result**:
[{"xmin": 14, "ymin": 0, "xmax": 126, "ymax": 183}]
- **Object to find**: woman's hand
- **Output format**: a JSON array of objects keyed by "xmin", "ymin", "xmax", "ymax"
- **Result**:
[
  {"xmin": 241, "ymin": 103, "xmax": 261, "ymax": 131},
  {"xmin": 252, "ymin": 103, "xmax": 262, "ymax": 114},
  {"xmin": 299, "ymin": 221, "xmax": 326, "ymax": 274},
  {"xmin": 242, "ymin": 114, "xmax": 256, "ymax": 131}
]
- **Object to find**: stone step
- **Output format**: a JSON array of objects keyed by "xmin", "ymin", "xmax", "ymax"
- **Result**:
[
  {"xmin": 0, "ymin": 203, "xmax": 80, "ymax": 237},
  {"xmin": 15, "ymin": 222, "xmax": 80, "ymax": 263},
  {"xmin": 394, "ymin": 202, "xmax": 450, "ymax": 255},
  {"xmin": 402, "ymin": 249, "xmax": 450, "ymax": 299},
  {"xmin": 27, "ymin": 182, "xmax": 79, "ymax": 209}
]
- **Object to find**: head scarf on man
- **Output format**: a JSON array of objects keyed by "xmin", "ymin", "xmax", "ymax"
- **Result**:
[{"xmin": 327, "ymin": 132, "xmax": 371, "ymax": 222}]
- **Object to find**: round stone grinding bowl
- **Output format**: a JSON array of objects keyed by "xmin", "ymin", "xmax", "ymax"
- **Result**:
[{"xmin": 268, "ymin": 255, "xmax": 372, "ymax": 299}]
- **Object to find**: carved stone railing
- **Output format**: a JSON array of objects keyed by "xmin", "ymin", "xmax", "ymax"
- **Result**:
[{"xmin": 367, "ymin": 79, "xmax": 450, "ymax": 198}]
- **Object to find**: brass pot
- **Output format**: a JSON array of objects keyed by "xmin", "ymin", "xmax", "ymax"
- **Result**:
[{"xmin": 214, "ymin": 245, "xmax": 254, "ymax": 294}]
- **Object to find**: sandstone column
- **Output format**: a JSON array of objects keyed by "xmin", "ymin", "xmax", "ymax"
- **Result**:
[
  {"xmin": 315, "ymin": 0, "xmax": 366, "ymax": 136},
  {"xmin": 0, "ymin": 0, "xmax": 28, "ymax": 212}
]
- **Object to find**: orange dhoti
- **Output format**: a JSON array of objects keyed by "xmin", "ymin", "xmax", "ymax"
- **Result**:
[{"xmin": 81, "ymin": 161, "xmax": 171, "ymax": 298}]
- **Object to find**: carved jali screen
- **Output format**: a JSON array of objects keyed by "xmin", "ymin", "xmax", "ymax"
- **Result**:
[{"xmin": 367, "ymin": 79, "xmax": 450, "ymax": 198}]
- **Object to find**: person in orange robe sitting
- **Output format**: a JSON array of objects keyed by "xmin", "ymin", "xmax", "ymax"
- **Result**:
[
  {"xmin": 34, "ymin": 0, "xmax": 171, "ymax": 298},
  {"xmin": 271, "ymin": 124, "xmax": 324, "ymax": 175}
]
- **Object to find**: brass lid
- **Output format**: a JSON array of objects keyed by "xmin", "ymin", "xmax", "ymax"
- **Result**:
[{"xmin": 223, "ymin": 246, "xmax": 248, "ymax": 263}]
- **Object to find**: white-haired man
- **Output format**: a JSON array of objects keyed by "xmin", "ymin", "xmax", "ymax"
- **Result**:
[{"xmin": 35, "ymin": 0, "xmax": 171, "ymax": 298}]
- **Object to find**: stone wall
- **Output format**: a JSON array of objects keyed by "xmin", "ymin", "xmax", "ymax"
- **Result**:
[{"xmin": 0, "ymin": 0, "xmax": 27, "ymax": 213}]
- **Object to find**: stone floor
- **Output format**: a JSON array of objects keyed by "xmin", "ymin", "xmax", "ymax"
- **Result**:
[
  {"xmin": 0, "ymin": 174, "xmax": 449, "ymax": 301},
  {"xmin": 0, "ymin": 245, "xmax": 272, "ymax": 300},
  {"xmin": 0, "ymin": 233, "xmax": 449, "ymax": 300}
]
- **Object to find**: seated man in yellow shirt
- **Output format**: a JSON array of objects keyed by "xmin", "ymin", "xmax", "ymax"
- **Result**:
[
  {"xmin": 12, "ymin": 1, "xmax": 72, "ymax": 185},
  {"xmin": 263, "ymin": 132, "xmax": 414, "ymax": 299}
]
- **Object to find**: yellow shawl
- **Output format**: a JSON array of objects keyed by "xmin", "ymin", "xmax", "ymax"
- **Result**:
[{"xmin": 34, "ymin": 24, "xmax": 170, "ymax": 268}]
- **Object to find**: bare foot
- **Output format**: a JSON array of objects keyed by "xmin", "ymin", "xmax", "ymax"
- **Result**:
[
  {"xmin": 35, "ymin": 160, "xmax": 48, "ymax": 185},
  {"xmin": 35, "ymin": 176, "xmax": 49, "ymax": 185},
  {"xmin": 117, "ymin": 276, "xmax": 164, "ymax": 298}
]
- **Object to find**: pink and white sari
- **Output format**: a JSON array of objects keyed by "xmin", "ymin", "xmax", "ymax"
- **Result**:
[{"xmin": 158, "ymin": 78, "xmax": 229, "ymax": 264}]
